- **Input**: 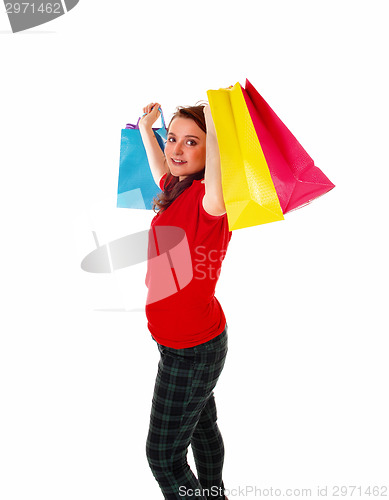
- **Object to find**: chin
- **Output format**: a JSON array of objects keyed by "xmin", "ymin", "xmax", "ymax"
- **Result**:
[{"xmin": 172, "ymin": 169, "xmax": 188, "ymax": 177}]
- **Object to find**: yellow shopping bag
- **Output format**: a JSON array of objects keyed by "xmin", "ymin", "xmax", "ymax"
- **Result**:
[{"xmin": 207, "ymin": 82, "xmax": 284, "ymax": 231}]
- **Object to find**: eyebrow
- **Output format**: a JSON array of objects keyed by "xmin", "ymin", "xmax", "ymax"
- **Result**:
[{"xmin": 167, "ymin": 132, "xmax": 201, "ymax": 140}]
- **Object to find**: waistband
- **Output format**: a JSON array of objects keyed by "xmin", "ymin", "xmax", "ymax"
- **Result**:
[{"xmin": 157, "ymin": 323, "xmax": 228, "ymax": 356}]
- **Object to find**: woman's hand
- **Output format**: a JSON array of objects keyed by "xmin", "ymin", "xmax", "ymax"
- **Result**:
[
  {"xmin": 139, "ymin": 102, "xmax": 161, "ymax": 130},
  {"xmin": 203, "ymin": 104, "xmax": 217, "ymax": 136},
  {"xmin": 203, "ymin": 104, "xmax": 211, "ymax": 117}
]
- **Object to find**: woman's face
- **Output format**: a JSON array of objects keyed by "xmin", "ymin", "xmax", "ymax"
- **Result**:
[{"xmin": 165, "ymin": 117, "xmax": 206, "ymax": 181}]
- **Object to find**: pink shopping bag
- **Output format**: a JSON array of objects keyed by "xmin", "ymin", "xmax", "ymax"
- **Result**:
[{"xmin": 242, "ymin": 79, "xmax": 335, "ymax": 213}]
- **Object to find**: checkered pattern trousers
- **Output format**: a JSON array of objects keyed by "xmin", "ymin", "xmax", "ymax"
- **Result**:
[{"xmin": 146, "ymin": 324, "xmax": 228, "ymax": 500}]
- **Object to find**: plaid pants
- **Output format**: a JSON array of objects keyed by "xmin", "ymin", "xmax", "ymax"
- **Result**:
[{"xmin": 146, "ymin": 324, "xmax": 228, "ymax": 500}]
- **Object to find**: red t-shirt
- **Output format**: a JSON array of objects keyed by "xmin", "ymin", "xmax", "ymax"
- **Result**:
[{"xmin": 145, "ymin": 173, "xmax": 232, "ymax": 348}]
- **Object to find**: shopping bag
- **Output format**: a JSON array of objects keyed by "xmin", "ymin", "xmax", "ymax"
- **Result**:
[
  {"xmin": 242, "ymin": 79, "xmax": 335, "ymax": 213},
  {"xmin": 117, "ymin": 108, "xmax": 167, "ymax": 210},
  {"xmin": 207, "ymin": 83, "xmax": 284, "ymax": 231}
]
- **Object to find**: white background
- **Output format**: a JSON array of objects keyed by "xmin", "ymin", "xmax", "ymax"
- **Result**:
[{"xmin": 1, "ymin": 1, "xmax": 388, "ymax": 499}]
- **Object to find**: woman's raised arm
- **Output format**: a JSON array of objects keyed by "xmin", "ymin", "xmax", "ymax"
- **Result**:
[
  {"xmin": 202, "ymin": 105, "xmax": 226, "ymax": 216},
  {"xmin": 139, "ymin": 103, "xmax": 168, "ymax": 186}
]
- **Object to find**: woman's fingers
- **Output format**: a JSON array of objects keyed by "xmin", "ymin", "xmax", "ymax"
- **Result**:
[
  {"xmin": 143, "ymin": 102, "xmax": 160, "ymax": 115},
  {"xmin": 143, "ymin": 103, "xmax": 152, "ymax": 114},
  {"xmin": 140, "ymin": 103, "xmax": 161, "ymax": 129}
]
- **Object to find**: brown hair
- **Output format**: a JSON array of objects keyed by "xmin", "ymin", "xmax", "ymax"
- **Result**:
[{"xmin": 151, "ymin": 104, "xmax": 207, "ymax": 214}]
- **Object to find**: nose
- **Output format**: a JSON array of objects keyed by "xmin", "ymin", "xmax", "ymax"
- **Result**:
[{"xmin": 173, "ymin": 141, "xmax": 183, "ymax": 156}]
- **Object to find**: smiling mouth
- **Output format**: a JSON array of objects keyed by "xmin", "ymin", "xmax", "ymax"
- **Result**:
[{"xmin": 171, "ymin": 158, "xmax": 187, "ymax": 165}]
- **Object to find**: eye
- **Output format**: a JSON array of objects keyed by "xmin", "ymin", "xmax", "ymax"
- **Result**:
[
  {"xmin": 167, "ymin": 137, "xmax": 176, "ymax": 143},
  {"xmin": 186, "ymin": 140, "xmax": 197, "ymax": 146}
]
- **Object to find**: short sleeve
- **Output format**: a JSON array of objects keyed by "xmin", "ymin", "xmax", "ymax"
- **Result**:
[{"xmin": 200, "ymin": 192, "xmax": 227, "ymax": 220}]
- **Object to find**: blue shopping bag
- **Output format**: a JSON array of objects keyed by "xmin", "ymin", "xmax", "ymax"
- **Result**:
[{"xmin": 117, "ymin": 108, "xmax": 167, "ymax": 210}]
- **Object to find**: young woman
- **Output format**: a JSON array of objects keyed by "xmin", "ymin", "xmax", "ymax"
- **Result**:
[{"xmin": 140, "ymin": 102, "xmax": 232, "ymax": 500}]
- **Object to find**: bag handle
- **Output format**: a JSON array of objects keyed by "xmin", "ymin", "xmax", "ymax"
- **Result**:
[{"xmin": 125, "ymin": 107, "xmax": 166, "ymax": 130}]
